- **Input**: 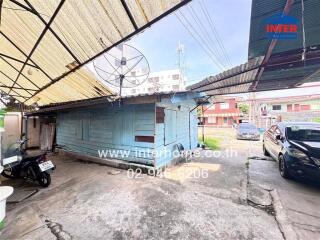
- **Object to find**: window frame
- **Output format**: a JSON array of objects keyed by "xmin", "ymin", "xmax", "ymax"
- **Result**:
[
  {"xmin": 220, "ymin": 102, "xmax": 230, "ymax": 109},
  {"xmin": 272, "ymin": 105, "xmax": 282, "ymax": 111}
]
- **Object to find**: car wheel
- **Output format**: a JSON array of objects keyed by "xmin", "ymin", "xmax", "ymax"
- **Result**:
[
  {"xmin": 279, "ymin": 155, "xmax": 291, "ymax": 179},
  {"xmin": 263, "ymin": 143, "xmax": 270, "ymax": 157}
]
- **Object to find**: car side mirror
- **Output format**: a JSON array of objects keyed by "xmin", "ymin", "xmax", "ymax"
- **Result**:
[{"xmin": 276, "ymin": 135, "xmax": 284, "ymax": 141}]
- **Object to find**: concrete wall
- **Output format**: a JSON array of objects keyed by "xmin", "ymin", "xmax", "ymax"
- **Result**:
[
  {"xmin": 203, "ymin": 116, "xmax": 238, "ymax": 127},
  {"xmin": 2, "ymin": 112, "xmax": 21, "ymax": 158}
]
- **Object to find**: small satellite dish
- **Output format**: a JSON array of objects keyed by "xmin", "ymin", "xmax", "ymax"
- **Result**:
[{"xmin": 93, "ymin": 44, "xmax": 150, "ymax": 101}]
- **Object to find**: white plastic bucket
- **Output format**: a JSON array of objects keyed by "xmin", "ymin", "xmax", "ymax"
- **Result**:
[{"xmin": 0, "ymin": 186, "xmax": 13, "ymax": 222}]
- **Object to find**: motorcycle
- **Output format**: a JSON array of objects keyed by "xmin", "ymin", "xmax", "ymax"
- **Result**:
[{"xmin": 1, "ymin": 138, "xmax": 55, "ymax": 187}]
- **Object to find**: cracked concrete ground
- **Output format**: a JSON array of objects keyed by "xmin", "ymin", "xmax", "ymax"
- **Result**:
[
  {"xmin": 249, "ymin": 156, "xmax": 320, "ymax": 240},
  {"xmin": 1, "ymin": 131, "xmax": 318, "ymax": 240}
]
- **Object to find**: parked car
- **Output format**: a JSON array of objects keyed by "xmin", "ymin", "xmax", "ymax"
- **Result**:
[
  {"xmin": 236, "ymin": 123, "xmax": 260, "ymax": 140},
  {"xmin": 263, "ymin": 122, "xmax": 320, "ymax": 182}
]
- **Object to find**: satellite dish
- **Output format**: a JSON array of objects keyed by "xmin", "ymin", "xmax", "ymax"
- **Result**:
[{"xmin": 93, "ymin": 44, "xmax": 150, "ymax": 100}]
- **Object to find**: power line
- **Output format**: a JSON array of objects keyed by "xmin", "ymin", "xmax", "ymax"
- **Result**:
[
  {"xmin": 176, "ymin": 11, "xmax": 224, "ymax": 70},
  {"xmin": 199, "ymin": 0, "xmax": 232, "ymax": 67},
  {"xmin": 187, "ymin": 4, "xmax": 228, "ymax": 68},
  {"xmin": 200, "ymin": 0, "xmax": 232, "ymax": 67},
  {"xmin": 181, "ymin": 8, "xmax": 227, "ymax": 69},
  {"xmin": 175, "ymin": 11, "xmax": 225, "ymax": 71}
]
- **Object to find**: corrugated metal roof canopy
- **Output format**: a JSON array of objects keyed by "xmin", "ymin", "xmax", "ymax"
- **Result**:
[
  {"xmin": 187, "ymin": 56, "xmax": 264, "ymax": 95},
  {"xmin": 188, "ymin": 0, "xmax": 320, "ymax": 96},
  {"xmin": 249, "ymin": 0, "xmax": 320, "ymax": 59},
  {"xmin": 187, "ymin": 44, "xmax": 320, "ymax": 95},
  {"xmin": 0, "ymin": 0, "xmax": 190, "ymax": 106}
]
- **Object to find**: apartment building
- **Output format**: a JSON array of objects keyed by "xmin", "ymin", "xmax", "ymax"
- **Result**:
[
  {"xmin": 251, "ymin": 94, "xmax": 320, "ymax": 128},
  {"xmin": 122, "ymin": 69, "xmax": 186, "ymax": 95}
]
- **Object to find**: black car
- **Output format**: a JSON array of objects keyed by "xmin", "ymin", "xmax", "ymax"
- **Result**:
[
  {"xmin": 263, "ymin": 122, "xmax": 320, "ymax": 182},
  {"xmin": 236, "ymin": 123, "xmax": 260, "ymax": 140}
]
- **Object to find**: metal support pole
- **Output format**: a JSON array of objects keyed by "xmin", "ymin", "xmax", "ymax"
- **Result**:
[
  {"xmin": 119, "ymin": 75, "xmax": 124, "ymax": 106},
  {"xmin": 201, "ymin": 105, "xmax": 205, "ymax": 144}
]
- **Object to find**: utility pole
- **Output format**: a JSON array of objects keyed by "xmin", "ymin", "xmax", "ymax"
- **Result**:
[
  {"xmin": 177, "ymin": 41, "xmax": 185, "ymax": 90},
  {"xmin": 252, "ymin": 92, "xmax": 256, "ymax": 125},
  {"xmin": 248, "ymin": 92, "xmax": 256, "ymax": 124},
  {"xmin": 248, "ymin": 93, "xmax": 252, "ymax": 123}
]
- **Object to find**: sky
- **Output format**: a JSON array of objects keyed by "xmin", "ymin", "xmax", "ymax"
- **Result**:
[
  {"xmin": 128, "ymin": 0, "xmax": 252, "ymax": 86},
  {"xmin": 89, "ymin": 0, "xmax": 320, "ymax": 98}
]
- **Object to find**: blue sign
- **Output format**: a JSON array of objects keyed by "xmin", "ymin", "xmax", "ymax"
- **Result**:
[{"xmin": 265, "ymin": 13, "xmax": 299, "ymax": 40}]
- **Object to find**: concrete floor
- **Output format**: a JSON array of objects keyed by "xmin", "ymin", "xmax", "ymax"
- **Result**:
[
  {"xmin": 0, "ymin": 132, "xmax": 319, "ymax": 240},
  {"xmin": 249, "ymin": 157, "xmax": 320, "ymax": 239}
]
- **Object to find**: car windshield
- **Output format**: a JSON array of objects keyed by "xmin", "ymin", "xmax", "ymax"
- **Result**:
[
  {"xmin": 286, "ymin": 126, "xmax": 320, "ymax": 142},
  {"xmin": 239, "ymin": 124, "xmax": 256, "ymax": 129}
]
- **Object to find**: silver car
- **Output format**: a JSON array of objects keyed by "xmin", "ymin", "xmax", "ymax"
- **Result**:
[{"xmin": 236, "ymin": 123, "xmax": 260, "ymax": 141}]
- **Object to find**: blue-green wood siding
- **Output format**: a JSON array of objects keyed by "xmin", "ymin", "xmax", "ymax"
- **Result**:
[
  {"xmin": 164, "ymin": 109, "xmax": 177, "ymax": 145},
  {"xmin": 57, "ymin": 104, "xmax": 155, "ymax": 165},
  {"xmin": 56, "ymin": 96, "xmax": 199, "ymax": 168},
  {"xmin": 155, "ymin": 99, "xmax": 198, "ymax": 168}
]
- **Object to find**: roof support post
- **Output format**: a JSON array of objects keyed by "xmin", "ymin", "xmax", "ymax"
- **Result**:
[{"xmin": 8, "ymin": 0, "xmax": 66, "ymax": 95}]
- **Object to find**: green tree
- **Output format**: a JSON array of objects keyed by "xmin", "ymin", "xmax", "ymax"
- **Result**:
[
  {"xmin": 238, "ymin": 103, "xmax": 249, "ymax": 114},
  {"xmin": 313, "ymin": 117, "xmax": 320, "ymax": 123}
]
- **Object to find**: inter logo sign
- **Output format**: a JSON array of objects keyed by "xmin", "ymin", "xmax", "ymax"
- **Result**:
[{"xmin": 265, "ymin": 13, "xmax": 299, "ymax": 40}]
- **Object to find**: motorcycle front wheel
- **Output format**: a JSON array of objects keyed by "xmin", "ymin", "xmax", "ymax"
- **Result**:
[
  {"xmin": 37, "ymin": 172, "xmax": 51, "ymax": 187},
  {"xmin": 1, "ymin": 168, "xmax": 16, "ymax": 179}
]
